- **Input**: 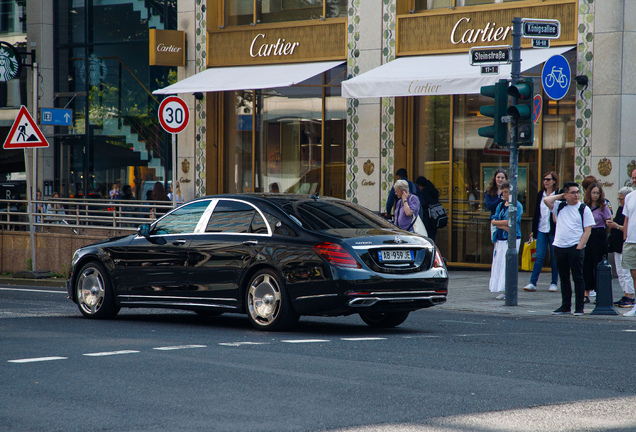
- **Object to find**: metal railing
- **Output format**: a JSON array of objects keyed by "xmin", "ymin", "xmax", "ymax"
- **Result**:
[{"xmin": 0, "ymin": 198, "xmax": 175, "ymax": 235}]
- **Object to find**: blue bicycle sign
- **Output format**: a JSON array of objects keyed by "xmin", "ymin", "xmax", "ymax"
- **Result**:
[{"xmin": 542, "ymin": 55, "xmax": 571, "ymax": 100}]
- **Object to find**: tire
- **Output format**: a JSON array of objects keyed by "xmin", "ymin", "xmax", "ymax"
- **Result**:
[
  {"xmin": 246, "ymin": 269, "xmax": 299, "ymax": 331},
  {"xmin": 360, "ymin": 311, "xmax": 410, "ymax": 328},
  {"xmin": 75, "ymin": 261, "xmax": 120, "ymax": 319}
]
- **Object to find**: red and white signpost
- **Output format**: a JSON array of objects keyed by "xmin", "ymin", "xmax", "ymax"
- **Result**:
[
  {"xmin": 158, "ymin": 96, "xmax": 189, "ymax": 208},
  {"xmin": 3, "ymin": 106, "xmax": 50, "ymax": 272}
]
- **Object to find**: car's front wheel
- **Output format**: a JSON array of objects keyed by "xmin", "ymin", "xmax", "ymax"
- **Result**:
[
  {"xmin": 359, "ymin": 311, "xmax": 410, "ymax": 328},
  {"xmin": 246, "ymin": 269, "xmax": 298, "ymax": 331},
  {"xmin": 75, "ymin": 261, "xmax": 120, "ymax": 319}
]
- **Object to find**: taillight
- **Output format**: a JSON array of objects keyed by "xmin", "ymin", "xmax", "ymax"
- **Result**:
[
  {"xmin": 313, "ymin": 242, "xmax": 361, "ymax": 269},
  {"xmin": 433, "ymin": 247, "xmax": 445, "ymax": 268}
]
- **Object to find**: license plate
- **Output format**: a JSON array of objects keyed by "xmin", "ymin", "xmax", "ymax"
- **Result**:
[{"xmin": 378, "ymin": 250, "xmax": 414, "ymax": 262}]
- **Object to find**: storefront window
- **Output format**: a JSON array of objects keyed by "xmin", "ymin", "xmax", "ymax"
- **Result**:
[
  {"xmin": 225, "ymin": 0, "xmax": 347, "ymax": 26},
  {"xmin": 224, "ymin": 91, "xmax": 254, "ymax": 193},
  {"xmin": 414, "ymin": 0, "xmax": 524, "ymax": 9}
]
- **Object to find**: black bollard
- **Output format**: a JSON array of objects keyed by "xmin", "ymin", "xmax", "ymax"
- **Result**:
[{"xmin": 591, "ymin": 257, "xmax": 619, "ymax": 315}]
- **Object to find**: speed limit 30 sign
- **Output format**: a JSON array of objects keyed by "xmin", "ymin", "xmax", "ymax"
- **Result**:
[{"xmin": 158, "ymin": 96, "xmax": 189, "ymax": 134}]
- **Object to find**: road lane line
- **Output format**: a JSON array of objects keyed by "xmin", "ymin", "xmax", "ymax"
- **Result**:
[
  {"xmin": 0, "ymin": 287, "xmax": 67, "ymax": 294},
  {"xmin": 623, "ymin": 329, "xmax": 636, "ymax": 332},
  {"xmin": 153, "ymin": 345, "xmax": 207, "ymax": 350},
  {"xmin": 281, "ymin": 339, "xmax": 330, "ymax": 344},
  {"xmin": 341, "ymin": 337, "xmax": 387, "ymax": 341},
  {"xmin": 8, "ymin": 357, "xmax": 67, "ymax": 363},
  {"xmin": 83, "ymin": 350, "xmax": 140, "ymax": 357},
  {"xmin": 219, "ymin": 342, "xmax": 269, "ymax": 347}
]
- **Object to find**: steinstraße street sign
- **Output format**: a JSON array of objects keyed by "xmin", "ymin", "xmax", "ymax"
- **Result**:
[
  {"xmin": 3, "ymin": 106, "xmax": 49, "ymax": 149},
  {"xmin": 469, "ymin": 45, "xmax": 511, "ymax": 65},
  {"xmin": 158, "ymin": 96, "xmax": 189, "ymax": 134},
  {"xmin": 521, "ymin": 19, "xmax": 561, "ymax": 39},
  {"xmin": 542, "ymin": 54, "xmax": 571, "ymax": 101},
  {"xmin": 41, "ymin": 108, "xmax": 73, "ymax": 126}
]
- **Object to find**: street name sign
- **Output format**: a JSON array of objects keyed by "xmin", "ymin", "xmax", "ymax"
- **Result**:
[
  {"xmin": 521, "ymin": 19, "xmax": 560, "ymax": 39},
  {"xmin": 41, "ymin": 108, "xmax": 73, "ymax": 126},
  {"xmin": 469, "ymin": 46, "xmax": 511, "ymax": 66},
  {"xmin": 3, "ymin": 106, "xmax": 49, "ymax": 149}
]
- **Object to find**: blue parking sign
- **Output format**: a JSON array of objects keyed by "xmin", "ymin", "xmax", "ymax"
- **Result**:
[
  {"xmin": 41, "ymin": 108, "xmax": 73, "ymax": 126},
  {"xmin": 541, "ymin": 55, "xmax": 571, "ymax": 100}
]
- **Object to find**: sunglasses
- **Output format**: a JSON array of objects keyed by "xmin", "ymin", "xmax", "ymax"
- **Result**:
[{"xmin": 543, "ymin": 177, "xmax": 554, "ymax": 181}]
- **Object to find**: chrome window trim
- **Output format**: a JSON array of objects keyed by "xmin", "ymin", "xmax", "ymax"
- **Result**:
[{"xmin": 195, "ymin": 198, "xmax": 272, "ymax": 237}]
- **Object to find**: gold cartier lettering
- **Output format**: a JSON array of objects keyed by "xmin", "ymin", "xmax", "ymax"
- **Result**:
[
  {"xmin": 408, "ymin": 80, "xmax": 441, "ymax": 94},
  {"xmin": 250, "ymin": 33, "xmax": 300, "ymax": 58},
  {"xmin": 361, "ymin": 179, "xmax": 376, "ymax": 186},
  {"xmin": 450, "ymin": 17, "xmax": 513, "ymax": 45},
  {"xmin": 157, "ymin": 43, "xmax": 182, "ymax": 53}
]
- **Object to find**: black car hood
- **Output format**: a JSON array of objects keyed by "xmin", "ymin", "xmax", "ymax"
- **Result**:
[{"xmin": 85, "ymin": 234, "xmax": 136, "ymax": 248}]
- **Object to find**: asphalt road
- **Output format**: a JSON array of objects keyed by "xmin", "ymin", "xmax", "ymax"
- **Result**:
[{"xmin": 2, "ymin": 284, "xmax": 636, "ymax": 432}]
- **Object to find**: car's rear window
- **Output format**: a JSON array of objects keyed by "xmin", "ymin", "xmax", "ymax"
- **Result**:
[{"xmin": 282, "ymin": 200, "xmax": 394, "ymax": 231}]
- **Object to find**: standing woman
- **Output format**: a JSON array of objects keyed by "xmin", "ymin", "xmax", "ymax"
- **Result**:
[
  {"xmin": 392, "ymin": 179, "xmax": 420, "ymax": 232},
  {"xmin": 582, "ymin": 182, "xmax": 612, "ymax": 303},
  {"xmin": 151, "ymin": 182, "xmax": 170, "ymax": 219},
  {"xmin": 607, "ymin": 187, "xmax": 635, "ymax": 308},
  {"xmin": 489, "ymin": 181, "xmax": 523, "ymax": 299},
  {"xmin": 524, "ymin": 171, "xmax": 559, "ymax": 292}
]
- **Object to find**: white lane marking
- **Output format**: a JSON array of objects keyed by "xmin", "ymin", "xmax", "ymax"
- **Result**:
[
  {"xmin": 0, "ymin": 287, "xmax": 67, "ymax": 294},
  {"xmin": 8, "ymin": 356, "xmax": 67, "ymax": 363},
  {"xmin": 341, "ymin": 337, "xmax": 387, "ymax": 341},
  {"xmin": 623, "ymin": 329, "xmax": 636, "ymax": 332},
  {"xmin": 281, "ymin": 339, "xmax": 330, "ymax": 344},
  {"xmin": 441, "ymin": 320, "xmax": 487, "ymax": 325},
  {"xmin": 83, "ymin": 350, "xmax": 140, "ymax": 357},
  {"xmin": 153, "ymin": 345, "xmax": 207, "ymax": 351},
  {"xmin": 219, "ymin": 342, "xmax": 269, "ymax": 347},
  {"xmin": 402, "ymin": 335, "xmax": 440, "ymax": 339}
]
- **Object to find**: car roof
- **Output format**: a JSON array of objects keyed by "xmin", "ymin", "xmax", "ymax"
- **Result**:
[{"xmin": 193, "ymin": 193, "xmax": 345, "ymax": 206}]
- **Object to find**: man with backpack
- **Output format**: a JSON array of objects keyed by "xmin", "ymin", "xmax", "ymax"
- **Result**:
[
  {"xmin": 415, "ymin": 176, "xmax": 447, "ymax": 242},
  {"xmin": 544, "ymin": 181, "xmax": 595, "ymax": 316}
]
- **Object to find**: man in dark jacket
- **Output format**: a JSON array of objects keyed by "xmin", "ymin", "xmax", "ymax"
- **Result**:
[{"xmin": 385, "ymin": 168, "xmax": 422, "ymax": 219}]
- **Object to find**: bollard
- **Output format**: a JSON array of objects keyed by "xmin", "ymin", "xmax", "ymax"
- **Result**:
[{"xmin": 591, "ymin": 257, "xmax": 619, "ymax": 315}]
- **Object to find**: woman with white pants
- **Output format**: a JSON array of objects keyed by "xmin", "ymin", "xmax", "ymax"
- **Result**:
[
  {"xmin": 489, "ymin": 182, "xmax": 523, "ymax": 299},
  {"xmin": 607, "ymin": 187, "xmax": 635, "ymax": 307}
]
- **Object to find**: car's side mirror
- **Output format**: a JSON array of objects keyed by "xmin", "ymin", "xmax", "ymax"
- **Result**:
[{"xmin": 137, "ymin": 224, "xmax": 151, "ymax": 237}]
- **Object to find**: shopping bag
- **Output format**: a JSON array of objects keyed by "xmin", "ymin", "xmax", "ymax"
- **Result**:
[{"xmin": 521, "ymin": 237, "xmax": 537, "ymax": 271}]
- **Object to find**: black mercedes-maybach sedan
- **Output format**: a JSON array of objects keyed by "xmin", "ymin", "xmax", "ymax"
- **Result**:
[{"xmin": 67, "ymin": 194, "xmax": 448, "ymax": 331}]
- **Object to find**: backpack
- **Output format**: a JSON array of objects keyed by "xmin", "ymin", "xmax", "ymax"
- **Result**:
[
  {"xmin": 420, "ymin": 180, "xmax": 447, "ymax": 229},
  {"xmin": 556, "ymin": 201, "xmax": 586, "ymax": 231}
]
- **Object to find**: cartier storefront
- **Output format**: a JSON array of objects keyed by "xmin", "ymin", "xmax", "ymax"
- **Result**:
[{"xmin": 344, "ymin": 0, "xmax": 579, "ymax": 266}]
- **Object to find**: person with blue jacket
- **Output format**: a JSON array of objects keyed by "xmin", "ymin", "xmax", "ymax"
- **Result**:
[{"xmin": 489, "ymin": 181, "xmax": 523, "ymax": 300}]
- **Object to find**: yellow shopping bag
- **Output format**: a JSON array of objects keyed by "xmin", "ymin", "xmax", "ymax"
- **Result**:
[{"xmin": 521, "ymin": 237, "xmax": 537, "ymax": 271}]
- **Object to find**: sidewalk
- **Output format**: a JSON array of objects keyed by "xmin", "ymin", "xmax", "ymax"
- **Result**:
[
  {"xmin": 0, "ymin": 270, "xmax": 633, "ymax": 319},
  {"xmin": 441, "ymin": 270, "xmax": 634, "ymax": 319}
]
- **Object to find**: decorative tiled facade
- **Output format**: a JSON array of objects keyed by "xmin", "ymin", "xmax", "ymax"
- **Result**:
[
  {"xmin": 575, "ymin": 0, "xmax": 594, "ymax": 184},
  {"xmin": 380, "ymin": 0, "xmax": 396, "ymax": 211},
  {"xmin": 346, "ymin": 0, "xmax": 361, "ymax": 203},
  {"xmin": 195, "ymin": 0, "xmax": 207, "ymax": 197}
]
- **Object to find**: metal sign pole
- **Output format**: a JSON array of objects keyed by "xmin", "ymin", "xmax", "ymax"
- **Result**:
[
  {"xmin": 172, "ymin": 133, "xmax": 177, "ymax": 208},
  {"xmin": 505, "ymin": 17, "xmax": 522, "ymax": 306},
  {"xmin": 24, "ymin": 148, "xmax": 37, "ymax": 271}
]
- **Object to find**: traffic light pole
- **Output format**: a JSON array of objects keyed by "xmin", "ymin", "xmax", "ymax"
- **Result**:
[{"xmin": 505, "ymin": 17, "xmax": 522, "ymax": 306}]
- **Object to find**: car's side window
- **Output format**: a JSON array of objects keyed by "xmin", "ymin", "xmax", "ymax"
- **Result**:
[
  {"xmin": 206, "ymin": 200, "xmax": 255, "ymax": 233},
  {"xmin": 263, "ymin": 212, "xmax": 297, "ymax": 237},
  {"xmin": 250, "ymin": 212, "xmax": 269, "ymax": 234},
  {"xmin": 152, "ymin": 201, "xmax": 211, "ymax": 236}
]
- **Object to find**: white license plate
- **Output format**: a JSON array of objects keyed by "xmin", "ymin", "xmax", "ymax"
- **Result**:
[{"xmin": 378, "ymin": 250, "xmax": 414, "ymax": 262}]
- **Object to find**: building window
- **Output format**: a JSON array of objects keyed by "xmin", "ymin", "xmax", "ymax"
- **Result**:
[
  {"xmin": 224, "ymin": 0, "xmax": 347, "ymax": 27},
  {"xmin": 413, "ymin": 0, "xmax": 524, "ymax": 10}
]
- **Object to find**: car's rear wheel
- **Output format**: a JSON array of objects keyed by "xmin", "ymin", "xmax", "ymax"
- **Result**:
[
  {"xmin": 246, "ymin": 269, "xmax": 298, "ymax": 331},
  {"xmin": 359, "ymin": 311, "xmax": 410, "ymax": 328},
  {"xmin": 75, "ymin": 261, "xmax": 120, "ymax": 319}
]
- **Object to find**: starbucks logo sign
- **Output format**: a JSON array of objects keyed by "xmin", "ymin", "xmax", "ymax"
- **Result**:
[{"xmin": 0, "ymin": 42, "xmax": 21, "ymax": 82}]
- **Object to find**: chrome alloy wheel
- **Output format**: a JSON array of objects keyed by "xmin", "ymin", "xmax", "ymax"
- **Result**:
[
  {"xmin": 248, "ymin": 274, "xmax": 282, "ymax": 326},
  {"xmin": 77, "ymin": 267, "xmax": 106, "ymax": 315}
]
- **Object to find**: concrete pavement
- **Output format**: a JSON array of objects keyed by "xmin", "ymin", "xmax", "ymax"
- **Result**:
[{"xmin": 0, "ymin": 270, "xmax": 633, "ymax": 319}]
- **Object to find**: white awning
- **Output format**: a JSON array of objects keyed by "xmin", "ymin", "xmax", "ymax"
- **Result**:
[
  {"xmin": 341, "ymin": 47, "xmax": 573, "ymax": 99},
  {"xmin": 153, "ymin": 60, "xmax": 345, "ymax": 95}
]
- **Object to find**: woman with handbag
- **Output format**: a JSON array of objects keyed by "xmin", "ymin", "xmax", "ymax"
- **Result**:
[
  {"xmin": 523, "ymin": 171, "xmax": 559, "ymax": 293},
  {"xmin": 489, "ymin": 181, "xmax": 523, "ymax": 300},
  {"xmin": 393, "ymin": 179, "xmax": 425, "ymax": 235},
  {"xmin": 415, "ymin": 176, "xmax": 443, "ymax": 242},
  {"xmin": 582, "ymin": 182, "xmax": 612, "ymax": 304}
]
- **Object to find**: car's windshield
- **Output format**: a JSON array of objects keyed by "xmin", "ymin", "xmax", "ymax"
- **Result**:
[{"xmin": 282, "ymin": 200, "xmax": 394, "ymax": 231}]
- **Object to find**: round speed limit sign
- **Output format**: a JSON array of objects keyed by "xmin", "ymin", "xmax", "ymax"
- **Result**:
[{"xmin": 158, "ymin": 96, "xmax": 190, "ymax": 134}]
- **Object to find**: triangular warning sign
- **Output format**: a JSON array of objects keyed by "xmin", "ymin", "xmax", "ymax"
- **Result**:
[{"xmin": 3, "ymin": 106, "xmax": 49, "ymax": 149}]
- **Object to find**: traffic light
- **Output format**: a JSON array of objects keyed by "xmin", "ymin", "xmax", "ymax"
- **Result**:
[
  {"xmin": 478, "ymin": 79, "xmax": 510, "ymax": 146},
  {"xmin": 507, "ymin": 78, "xmax": 534, "ymax": 145}
]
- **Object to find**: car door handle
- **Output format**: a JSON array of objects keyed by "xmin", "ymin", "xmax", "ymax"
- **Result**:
[
  {"xmin": 243, "ymin": 240, "xmax": 258, "ymax": 246},
  {"xmin": 172, "ymin": 239, "xmax": 187, "ymax": 246}
]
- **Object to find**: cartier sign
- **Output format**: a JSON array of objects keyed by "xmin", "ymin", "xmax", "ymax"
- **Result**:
[
  {"xmin": 149, "ymin": 29, "xmax": 186, "ymax": 67},
  {"xmin": 396, "ymin": 1, "xmax": 576, "ymax": 56}
]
